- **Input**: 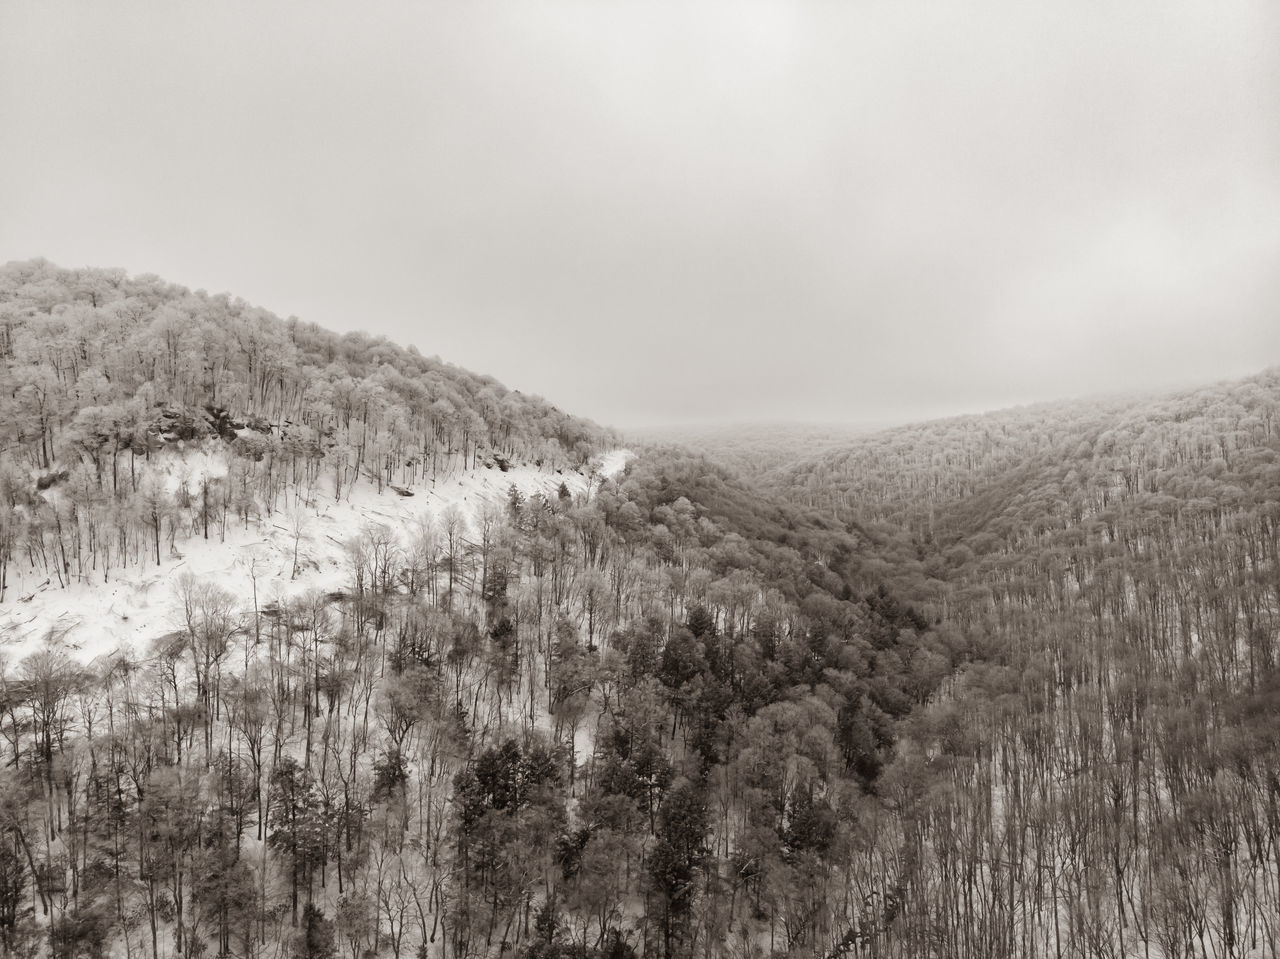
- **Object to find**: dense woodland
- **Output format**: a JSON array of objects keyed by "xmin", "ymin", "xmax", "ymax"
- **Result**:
[
  {"xmin": 0, "ymin": 262, "xmax": 942, "ymax": 959},
  {"xmin": 763, "ymin": 369, "xmax": 1280, "ymax": 958},
  {"xmin": 0, "ymin": 260, "xmax": 1275, "ymax": 959}
]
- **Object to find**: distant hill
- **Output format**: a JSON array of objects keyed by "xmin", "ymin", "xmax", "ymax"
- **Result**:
[
  {"xmin": 0, "ymin": 257, "xmax": 613, "ymax": 479},
  {"xmin": 631, "ymin": 420, "xmax": 884, "ymax": 479}
]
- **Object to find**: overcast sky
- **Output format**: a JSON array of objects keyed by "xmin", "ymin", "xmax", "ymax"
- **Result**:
[{"xmin": 2, "ymin": 2, "xmax": 1277, "ymax": 429}]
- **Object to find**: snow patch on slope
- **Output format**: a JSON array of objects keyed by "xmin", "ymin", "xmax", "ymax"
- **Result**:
[{"xmin": 0, "ymin": 447, "xmax": 634, "ymax": 668}]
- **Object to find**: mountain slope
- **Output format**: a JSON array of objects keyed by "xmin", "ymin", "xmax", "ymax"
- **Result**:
[
  {"xmin": 748, "ymin": 368, "xmax": 1280, "ymax": 957},
  {"xmin": 1, "ymin": 445, "xmax": 630, "ymax": 664},
  {"xmin": 0, "ymin": 257, "xmax": 612, "ymax": 481},
  {"xmin": 0, "ymin": 262, "xmax": 958, "ymax": 959},
  {"xmin": 0, "ymin": 258, "xmax": 616, "ymax": 611}
]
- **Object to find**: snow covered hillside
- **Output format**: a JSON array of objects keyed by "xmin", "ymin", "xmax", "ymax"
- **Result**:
[{"xmin": 0, "ymin": 447, "xmax": 632, "ymax": 667}]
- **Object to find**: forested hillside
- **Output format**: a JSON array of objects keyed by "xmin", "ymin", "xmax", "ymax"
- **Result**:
[
  {"xmin": 0, "ymin": 262, "xmax": 954, "ymax": 959},
  {"xmin": 7, "ymin": 258, "xmax": 1272, "ymax": 958},
  {"xmin": 759, "ymin": 369, "xmax": 1280, "ymax": 958},
  {"xmin": 0, "ymin": 257, "xmax": 608, "ymax": 487}
]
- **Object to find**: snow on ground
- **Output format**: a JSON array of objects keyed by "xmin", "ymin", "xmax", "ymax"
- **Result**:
[
  {"xmin": 595, "ymin": 447, "xmax": 633, "ymax": 479},
  {"xmin": 0, "ymin": 447, "xmax": 634, "ymax": 669}
]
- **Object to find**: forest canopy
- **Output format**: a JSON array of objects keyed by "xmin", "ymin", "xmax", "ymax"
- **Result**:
[{"xmin": 0, "ymin": 258, "xmax": 611, "ymax": 478}]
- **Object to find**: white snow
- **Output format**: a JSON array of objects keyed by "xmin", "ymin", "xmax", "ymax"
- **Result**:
[
  {"xmin": 0, "ymin": 447, "xmax": 635, "ymax": 669},
  {"xmin": 596, "ymin": 448, "xmax": 634, "ymax": 480}
]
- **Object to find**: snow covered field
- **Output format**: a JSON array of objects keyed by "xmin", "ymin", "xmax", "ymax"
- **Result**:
[{"xmin": 0, "ymin": 447, "xmax": 633, "ymax": 668}]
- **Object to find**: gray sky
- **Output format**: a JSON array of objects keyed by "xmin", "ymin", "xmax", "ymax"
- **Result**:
[{"xmin": 2, "ymin": 2, "xmax": 1278, "ymax": 429}]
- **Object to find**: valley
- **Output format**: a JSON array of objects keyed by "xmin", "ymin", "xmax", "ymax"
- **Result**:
[{"xmin": 0, "ymin": 261, "xmax": 1276, "ymax": 959}]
